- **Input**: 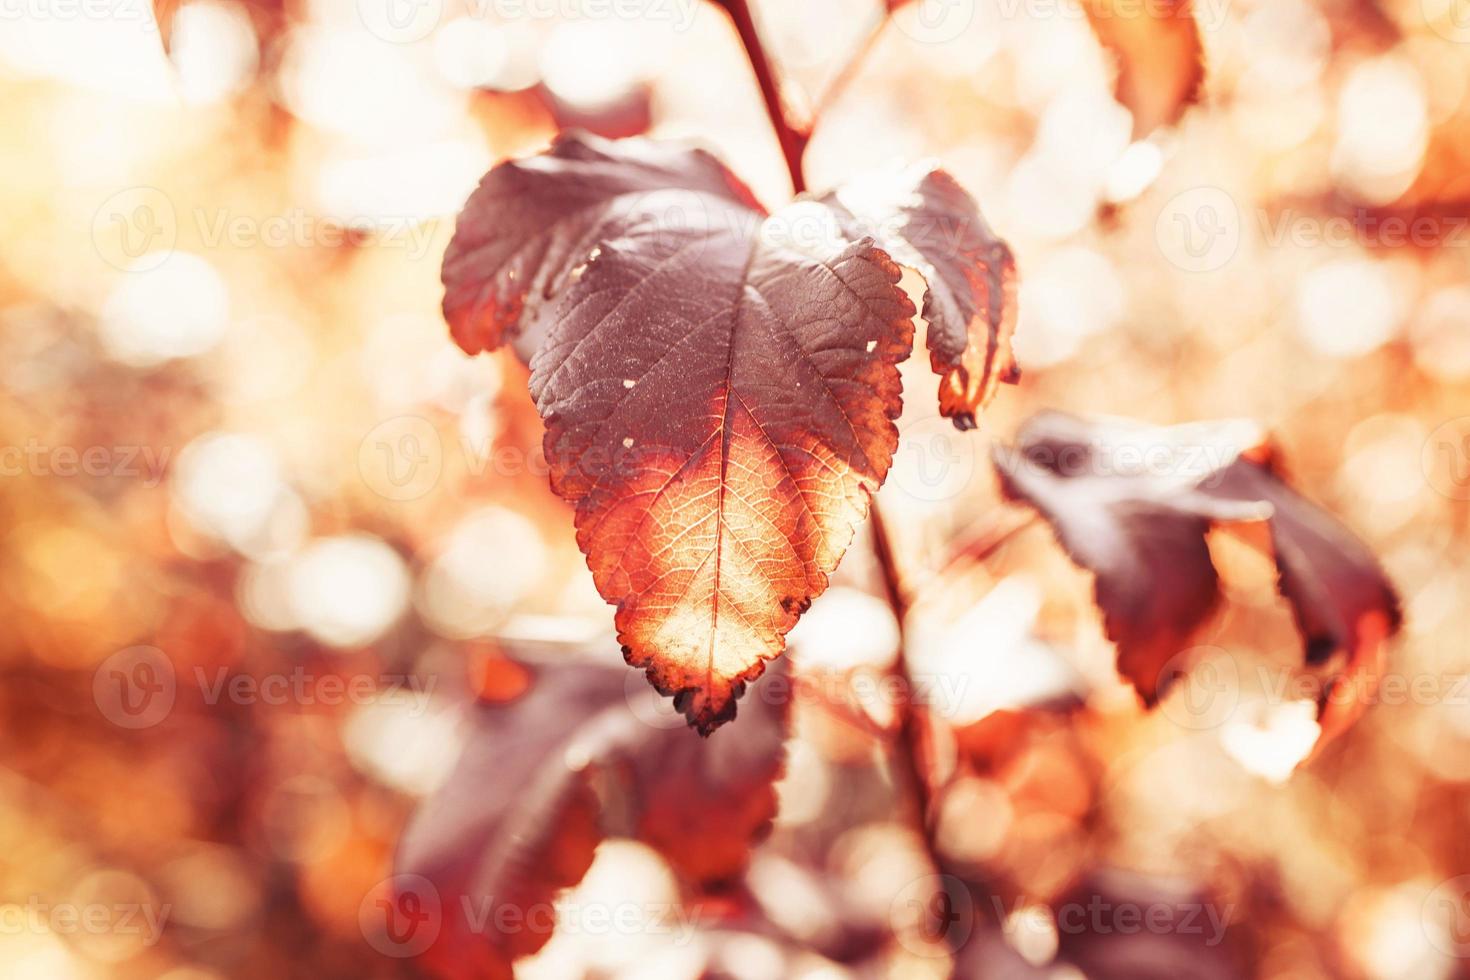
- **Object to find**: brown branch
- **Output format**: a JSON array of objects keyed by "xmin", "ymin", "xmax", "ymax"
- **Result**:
[
  {"xmin": 710, "ymin": 0, "xmax": 810, "ymax": 194},
  {"xmin": 868, "ymin": 503, "xmax": 940, "ymax": 845}
]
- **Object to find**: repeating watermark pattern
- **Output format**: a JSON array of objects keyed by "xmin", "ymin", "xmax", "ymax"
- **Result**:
[
  {"xmin": 92, "ymin": 188, "xmax": 438, "ymax": 272},
  {"xmin": 1155, "ymin": 187, "xmax": 1243, "ymax": 274},
  {"xmin": 357, "ymin": 0, "xmax": 701, "ymax": 44},
  {"xmin": 996, "ymin": 893, "xmax": 1234, "ymax": 946},
  {"xmin": 359, "ymin": 416, "xmax": 448, "ymax": 502},
  {"xmin": 361, "ymin": 876, "xmax": 442, "ymax": 958},
  {"xmin": 1423, "ymin": 875, "xmax": 1470, "ymax": 958},
  {"xmin": 892, "ymin": 0, "xmax": 1230, "ymax": 46},
  {"xmin": 997, "ymin": 437, "xmax": 1243, "ymax": 486},
  {"xmin": 1153, "ymin": 645, "xmax": 1470, "ymax": 732},
  {"xmin": 358, "ymin": 415, "xmax": 563, "ymax": 502},
  {"xmin": 92, "ymin": 646, "xmax": 178, "ymax": 730},
  {"xmin": 893, "ymin": 0, "xmax": 976, "ymax": 45},
  {"xmin": 360, "ymin": 411, "xmax": 1257, "ymax": 507},
  {"xmin": 93, "ymin": 646, "xmax": 437, "ymax": 729},
  {"xmin": 1157, "ymin": 187, "xmax": 1470, "ymax": 273},
  {"xmin": 0, "ymin": 897, "xmax": 170, "ymax": 946},
  {"xmin": 889, "ymin": 874, "xmax": 976, "ymax": 956},
  {"xmin": 0, "ymin": 441, "xmax": 171, "ymax": 486},
  {"xmin": 1423, "ymin": 417, "xmax": 1470, "ymax": 501},
  {"xmin": 359, "ymin": 875, "xmax": 705, "ymax": 958},
  {"xmin": 1259, "ymin": 210, "xmax": 1470, "ymax": 251},
  {"xmin": 1420, "ymin": 0, "xmax": 1470, "ymax": 44},
  {"xmin": 892, "ymin": 412, "xmax": 982, "ymax": 504},
  {"xmin": 92, "ymin": 188, "xmax": 178, "ymax": 272},
  {"xmin": 886, "ymin": 874, "xmax": 1233, "ymax": 958},
  {"xmin": 624, "ymin": 667, "xmax": 972, "ymax": 730},
  {"xmin": 0, "ymin": 0, "xmax": 151, "ymax": 26}
]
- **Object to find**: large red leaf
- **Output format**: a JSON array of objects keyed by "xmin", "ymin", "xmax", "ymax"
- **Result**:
[
  {"xmin": 442, "ymin": 135, "xmax": 1021, "ymax": 731},
  {"xmin": 814, "ymin": 165, "xmax": 1019, "ymax": 429},
  {"xmin": 993, "ymin": 411, "xmax": 1401, "ymax": 754},
  {"xmin": 395, "ymin": 654, "xmax": 789, "ymax": 978}
]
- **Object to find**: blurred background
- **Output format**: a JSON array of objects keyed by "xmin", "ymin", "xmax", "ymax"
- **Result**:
[{"xmin": 2, "ymin": 0, "xmax": 1470, "ymax": 976}]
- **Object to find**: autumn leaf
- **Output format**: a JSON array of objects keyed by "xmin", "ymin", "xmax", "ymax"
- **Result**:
[
  {"xmin": 529, "ymin": 209, "xmax": 913, "ymax": 732},
  {"xmin": 1081, "ymin": 0, "xmax": 1205, "ymax": 137},
  {"xmin": 814, "ymin": 164, "xmax": 1019, "ymax": 429},
  {"xmin": 993, "ymin": 411, "xmax": 1401, "ymax": 752},
  {"xmin": 395, "ymin": 652, "xmax": 789, "ymax": 978},
  {"xmin": 445, "ymin": 138, "xmax": 864, "ymax": 731},
  {"xmin": 442, "ymin": 134, "xmax": 1023, "ymax": 731}
]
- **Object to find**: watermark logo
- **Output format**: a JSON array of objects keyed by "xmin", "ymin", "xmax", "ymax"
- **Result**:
[
  {"xmin": 93, "ymin": 646, "xmax": 177, "ymax": 730},
  {"xmin": 1155, "ymin": 187, "xmax": 1241, "ymax": 273},
  {"xmin": 625, "ymin": 668, "xmax": 685, "ymax": 731},
  {"xmin": 359, "ymin": 416, "xmax": 445, "ymax": 502},
  {"xmin": 0, "ymin": 896, "xmax": 170, "ymax": 947},
  {"xmin": 92, "ymin": 187, "xmax": 177, "ymax": 272},
  {"xmin": 1421, "ymin": 0, "xmax": 1470, "ymax": 44},
  {"xmin": 358, "ymin": 0, "xmax": 702, "ymax": 44},
  {"xmin": 0, "ymin": 440, "xmax": 171, "ymax": 486},
  {"xmin": 893, "ymin": 0, "xmax": 975, "ymax": 44},
  {"xmin": 361, "ymin": 875, "xmax": 442, "ymax": 958},
  {"xmin": 91, "ymin": 189, "xmax": 439, "ymax": 270},
  {"xmin": 93, "ymin": 647, "xmax": 439, "ymax": 727},
  {"xmin": 1422, "ymin": 875, "xmax": 1470, "ymax": 957},
  {"xmin": 0, "ymin": 0, "xmax": 152, "ymax": 28},
  {"xmin": 1156, "ymin": 646, "xmax": 1241, "ymax": 731},
  {"xmin": 891, "ymin": 411, "xmax": 980, "ymax": 503},
  {"xmin": 992, "ymin": 893, "xmax": 1233, "ymax": 945},
  {"xmin": 356, "ymin": 0, "xmax": 443, "ymax": 43},
  {"xmin": 1423, "ymin": 417, "xmax": 1470, "ymax": 501},
  {"xmin": 889, "ymin": 874, "xmax": 975, "ymax": 956}
]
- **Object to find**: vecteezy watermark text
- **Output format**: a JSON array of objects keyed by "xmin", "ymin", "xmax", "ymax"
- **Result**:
[
  {"xmin": 0, "ymin": 897, "xmax": 170, "ymax": 946},
  {"xmin": 0, "ymin": 441, "xmax": 170, "ymax": 487},
  {"xmin": 92, "ymin": 188, "xmax": 440, "ymax": 271},
  {"xmin": 360, "ymin": 875, "xmax": 705, "ymax": 958},
  {"xmin": 93, "ymin": 646, "xmax": 439, "ymax": 729}
]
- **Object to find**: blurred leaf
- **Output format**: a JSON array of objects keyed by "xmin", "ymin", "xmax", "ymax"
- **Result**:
[
  {"xmin": 993, "ymin": 411, "xmax": 1401, "ymax": 755},
  {"xmin": 1081, "ymin": 0, "xmax": 1204, "ymax": 137},
  {"xmin": 396, "ymin": 655, "xmax": 789, "ymax": 977}
]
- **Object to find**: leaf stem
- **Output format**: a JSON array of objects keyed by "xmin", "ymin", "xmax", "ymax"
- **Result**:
[
  {"xmin": 868, "ymin": 503, "xmax": 941, "ymax": 848},
  {"xmin": 711, "ymin": 0, "xmax": 809, "ymax": 194}
]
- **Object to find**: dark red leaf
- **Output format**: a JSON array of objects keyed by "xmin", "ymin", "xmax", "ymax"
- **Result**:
[
  {"xmin": 443, "ymin": 136, "xmax": 1023, "ymax": 732},
  {"xmin": 814, "ymin": 164, "xmax": 1019, "ymax": 429},
  {"xmin": 993, "ymin": 411, "xmax": 1401, "ymax": 753}
]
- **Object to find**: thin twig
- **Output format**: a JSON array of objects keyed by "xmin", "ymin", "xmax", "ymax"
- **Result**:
[
  {"xmin": 805, "ymin": 15, "xmax": 889, "ymax": 131},
  {"xmin": 928, "ymin": 511, "xmax": 1041, "ymax": 589},
  {"xmin": 868, "ymin": 503, "xmax": 940, "ymax": 842}
]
